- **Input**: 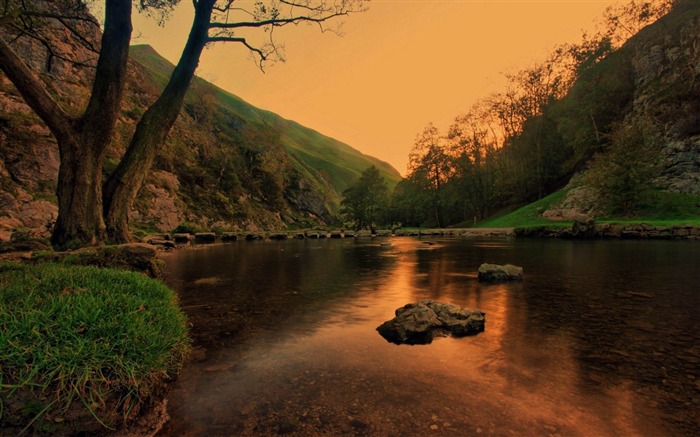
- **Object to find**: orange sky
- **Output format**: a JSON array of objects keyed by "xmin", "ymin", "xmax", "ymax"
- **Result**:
[{"xmin": 133, "ymin": 1, "xmax": 618, "ymax": 175}]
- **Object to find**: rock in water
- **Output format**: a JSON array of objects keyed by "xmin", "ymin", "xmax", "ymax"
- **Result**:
[
  {"xmin": 477, "ymin": 263, "xmax": 523, "ymax": 282},
  {"xmin": 376, "ymin": 300, "xmax": 485, "ymax": 345}
]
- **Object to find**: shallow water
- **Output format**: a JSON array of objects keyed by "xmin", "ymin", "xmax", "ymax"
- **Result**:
[{"xmin": 157, "ymin": 237, "xmax": 700, "ymax": 436}]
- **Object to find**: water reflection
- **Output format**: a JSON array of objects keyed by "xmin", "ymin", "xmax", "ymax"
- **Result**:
[{"xmin": 158, "ymin": 238, "xmax": 699, "ymax": 436}]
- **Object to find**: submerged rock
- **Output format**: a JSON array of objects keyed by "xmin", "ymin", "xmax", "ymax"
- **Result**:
[
  {"xmin": 477, "ymin": 263, "xmax": 523, "ymax": 282},
  {"xmin": 376, "ymin": 300, "xmax": 485, "ymax": 345}
]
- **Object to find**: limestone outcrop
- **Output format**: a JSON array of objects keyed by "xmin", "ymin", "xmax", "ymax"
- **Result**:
[{"xmin": 376, "ymin": 300, "xmax": 485, "ymax": 345}]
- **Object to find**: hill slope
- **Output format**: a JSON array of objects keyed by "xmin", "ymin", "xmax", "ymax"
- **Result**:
[
  {"xmin": 0, "ymin": 36, "xmax": 401, "ymax": 240},
  {"xmin": 130, "ymin": 45, "xmax": 401, "ymax": 207}
]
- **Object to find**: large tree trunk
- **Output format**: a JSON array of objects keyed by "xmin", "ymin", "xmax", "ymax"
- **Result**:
[
  {"xmin": 52, "ymin": 136, "xmax": 107, "ymax": 247},
  {"xmin": 0, "ymin": 0, "xmax": 132, "ymax": 248},
  {"xmin": 53, "ymin": 0, "xmax": 132, "ymax": 247},
  {"xmin": 103, "ymin": 0, "xmax": 214, "ymax": 243}
]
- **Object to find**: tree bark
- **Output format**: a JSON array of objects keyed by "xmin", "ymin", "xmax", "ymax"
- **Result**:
[
  {"xmin": 0, "ymin": 0, "xmax": 132, "ymax": 248},
  {"xmin": 53, "ymin": 0, "xmax": 132, "ymax": 247},
  {"xmin": 52, "ymin": 137, "xmax": 106, "ymax": 247},
  {"xmin": 103, "ymin": 0, "xmax": 214, "ymax": 243}
]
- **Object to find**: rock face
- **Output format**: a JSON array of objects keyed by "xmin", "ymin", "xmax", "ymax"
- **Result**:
[
  {"xmin": 376, "ymin": 300, "xmax": 485, "ymax": 345},
  {"xmin": 539, "ymin": 4, "xmax": 700, "ymax": 220},
  {"xmin": 631, "ymin": 4, "xmax": 700, "ymax": 194},
  {"xmin": 477, "ymin": 263, "xmax": 523, "ymax": 282}
]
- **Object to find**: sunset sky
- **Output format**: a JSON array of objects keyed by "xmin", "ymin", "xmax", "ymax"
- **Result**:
[{"xmin": 133, "ymin": 1, "xmax": 619, "ymax": 175}]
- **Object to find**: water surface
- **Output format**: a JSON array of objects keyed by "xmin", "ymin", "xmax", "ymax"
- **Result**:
[{"xmin": 158, "ymin": 237, "xmax": 699, "ymax": 436}]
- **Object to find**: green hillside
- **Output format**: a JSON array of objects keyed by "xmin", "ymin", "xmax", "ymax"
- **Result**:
[{"xmin": 130, "ymin": 44, "xmax": 401, "ymax": 207}]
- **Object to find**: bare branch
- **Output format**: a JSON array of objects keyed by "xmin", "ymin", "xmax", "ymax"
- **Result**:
[
  {"xmin": 209, "ymin": 11, "xmax": 349, "ymax": 30},
  {"xmin": 213, "ymin": 0, "xmax": 235, "ymax": 13},
  {"xmin": 208, "ymin": 35, "xmax": 267, "ymax": 60},
  {"xmin": 57, "ymin": 17, "xmax": 99, "ymax": 53}
]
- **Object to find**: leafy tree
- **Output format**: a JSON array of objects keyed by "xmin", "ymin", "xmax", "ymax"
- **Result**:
[
  {"xmin": 601, "ymin": 0, "xmax": 674, "ymax": 46},
  {"xmin": 0, "ymin": 0, "xmax": 365, "ymax": 247},
  {"xmin": 388, "ymin": 178, "xmax": 429, "ymax": 227},
  {"xmin": 584, "ymin": 120, "xmax": 661, "ymax": 216},
  {"xmin": 340, "ymin": 165, "xmax": 388, "ymax": 230},
  {"xmin": 407, "ymin": 123, "xmax": 452, "ymax": 227},
  {"xmin": 446, "ymin": 108, "xmax": 499, "ymax": 221}
]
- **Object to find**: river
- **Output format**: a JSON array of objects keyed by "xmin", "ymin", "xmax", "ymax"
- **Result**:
[{"xmin": 156, "ymin": 237, "xmax": 699, "ymax": 436}]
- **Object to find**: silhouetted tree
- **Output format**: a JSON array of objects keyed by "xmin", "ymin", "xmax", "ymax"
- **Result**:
[
  {"xmin": 407, "ymin": 123, "xmax": 452, "ymax": 227},
  {"xmin": 341, "ymin": 165, "xmax": 389, "ymax": 230}
]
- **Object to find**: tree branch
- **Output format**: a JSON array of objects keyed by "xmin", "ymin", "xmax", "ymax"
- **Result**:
[
  {"xmin": 207, "ymin": 35, "xmax": 267, "ymax": 63},
  {"xmin": 209, "ymin": 11, "xmax": 349, "ymax": 30},
  {"xmin": 0, "ymin": 35, "xmax": 75, "ymax": 142},
  {"xmin": 80, "ymin": 0, "xmax": 132, "ymax": 148}
]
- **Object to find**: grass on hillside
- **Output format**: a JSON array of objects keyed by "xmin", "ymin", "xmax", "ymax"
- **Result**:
[
  {"xmin": 476, "ymin": 191, "xmax": 573, "ymax": 229},
  {"xmin": 476, "ymin": 189, "xmax": 700, "ymax": 229},
  {"xmin": 0, "ymin": 263, "xmax": 189, "ymax": 434},
  {"xmin": 129, "ymin": 44, "xmax": 402, "ymax": 199}
]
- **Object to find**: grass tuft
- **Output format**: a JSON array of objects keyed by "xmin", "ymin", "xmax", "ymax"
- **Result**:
[{"xmin": 0, "ymin": 263, "xmax": 189, "ymax": 433}]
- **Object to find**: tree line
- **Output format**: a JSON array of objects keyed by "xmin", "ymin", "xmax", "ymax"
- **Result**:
[{"xmin": 341, "ymin": 0, "xmax": 674, "ymax": 230}]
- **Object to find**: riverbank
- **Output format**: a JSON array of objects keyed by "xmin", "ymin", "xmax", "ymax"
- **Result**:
[
  {"xmin": 0, "ymin": 256, "xmax": 189, "ymax": 436},
  {"xmin": 515, "ymin": 222, "xmax": 700, "ymax": 240},
  {"xmin": 141, "ymin": 221, "xmax": 700, "ymax": 249},
  {"xmin": 141, "ymin": 227, "xmax": 515, "ymax": 248}
]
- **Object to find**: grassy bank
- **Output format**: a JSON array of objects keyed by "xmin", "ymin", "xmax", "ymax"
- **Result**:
[
  {"xmin": 476, "ymin": 190, "xmax": 700, "ymax": 229},
  {"xmin": 0, "ymin": 263, "xmax": 189, "ymax": 435},
  {"xmin": 476, "ymin": 191, "xmax": 572, "ymax": 229}
]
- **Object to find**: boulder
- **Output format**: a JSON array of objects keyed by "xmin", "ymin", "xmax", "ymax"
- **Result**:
[
  {"xmin": 0, "ymin": 238, "xmax": 51, "ymax": 253},
  {"xmin": 221, "ymin": 232, "xmax": 238, "ymax": 242},
  {"xmin": 172, "ymin": 233, "xmax": 191, "ymax": 244},
  {"xmin": 30, "ymin": 243, "xmax": 163, "ymax": 278},
  {"xmin": 147, "ymin": 238, "xmax": 176, "ymax": 249},
  {"xmin": 194, "ymin": 232, "xmax": 217, "ymax": 244},
  {"xmin": 376, "ymin": 300, "xmax": 485, "ymax": 345},
  {"xmin": 477, "ymin": 263, "xmax": 523, "ymax": 282},
  {"xmin": 571, "ymin": 218, "xmax": 597, "ymax": 238}
]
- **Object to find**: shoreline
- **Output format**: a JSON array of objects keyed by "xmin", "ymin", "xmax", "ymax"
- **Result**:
[
  {"xmin": 147, "ymin": 223, "xmax": 700, "ymax": 250},
  {"xmin": 514, "ymin": 223, "xmax": 700, "ymax": 240}
]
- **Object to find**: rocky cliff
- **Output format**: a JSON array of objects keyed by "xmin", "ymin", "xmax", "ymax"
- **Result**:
[
  {"xmin": 544, "ymin": 1, "xmax": 700, "ymax": 219},
  {"xmin": 631, "ymin": 0, "xmax": 700, "ymax": 193},
  {"xmin": 0, "ymin": 16, "xmax": 400, "ymax": 241}
]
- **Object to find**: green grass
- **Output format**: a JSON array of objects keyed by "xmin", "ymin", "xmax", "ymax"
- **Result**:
[
  {"xmin": 476, "ymin": 191, "xmax": 573, "ymax": 229},
  {"xmin": 0, "ymin": 263, "xmax": 189, "ymax": 433},
  {"xmin": 476, "ymin": 189, "xmax": 700, "ymax": 229},
  {"xmin": 129, "ymin": 44, "xmax": 402, "ymax": 202}
]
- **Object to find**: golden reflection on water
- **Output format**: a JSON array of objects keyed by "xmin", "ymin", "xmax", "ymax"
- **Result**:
[{"xmin": 158, "ymin": 238, "xmax": 683, "ymax": 436}]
